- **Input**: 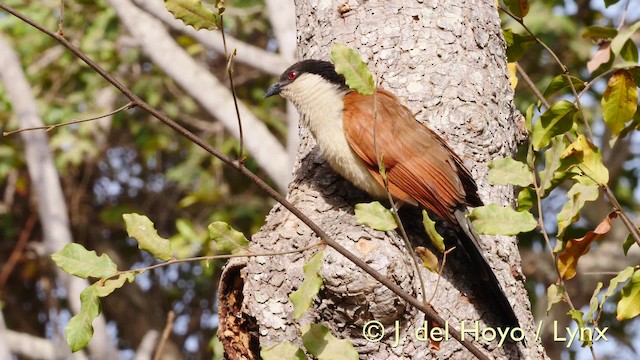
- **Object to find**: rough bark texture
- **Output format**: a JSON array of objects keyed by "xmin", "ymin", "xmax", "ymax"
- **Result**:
[{"xmin": 220, "ymin": 0, "xmax": 547, "ymax": 358}]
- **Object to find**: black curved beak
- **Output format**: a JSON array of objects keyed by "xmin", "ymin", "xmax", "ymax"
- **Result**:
[{"xmin": 264, "ymin": 82, "xmax": 283, "ymax": 98}]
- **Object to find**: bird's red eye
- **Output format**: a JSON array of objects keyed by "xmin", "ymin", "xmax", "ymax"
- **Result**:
[{"xmin": 288, "ymin": 71, "xmax": 297, "ymax": 80}]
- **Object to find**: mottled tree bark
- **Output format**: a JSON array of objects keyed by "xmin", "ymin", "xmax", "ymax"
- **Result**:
[{"xmin": 219, "ymin": 0, "xmax": 547, "ymax": 358}]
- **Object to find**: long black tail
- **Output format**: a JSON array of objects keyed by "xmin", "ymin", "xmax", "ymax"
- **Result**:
[{"xmin": 454, "ymin": 209, "xmax": 520, "ymax": 329}]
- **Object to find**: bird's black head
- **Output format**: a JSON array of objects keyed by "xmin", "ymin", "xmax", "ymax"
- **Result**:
[{"xmin": 264, "ymin": 59, "xmax": 348, "ymax": 98}]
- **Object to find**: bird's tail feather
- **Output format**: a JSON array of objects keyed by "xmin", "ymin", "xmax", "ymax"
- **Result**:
[{"xmin": 453, "ymin": 209, "xmax": 520, "ymax": 329}]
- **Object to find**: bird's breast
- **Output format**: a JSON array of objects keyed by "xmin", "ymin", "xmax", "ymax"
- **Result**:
[{"xmin": 303, "ymin": 109, "xmax": 388, "ymax": 199}]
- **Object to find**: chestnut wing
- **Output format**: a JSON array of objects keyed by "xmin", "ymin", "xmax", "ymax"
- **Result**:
[{"xmin": 342, "ymin": 90, "xmax": 480, "ymax": 223}]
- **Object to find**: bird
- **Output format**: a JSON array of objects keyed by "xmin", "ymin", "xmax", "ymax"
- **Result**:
[{"xmin": 264, "ymin": 59, "xmax": 519, "ymax": 328}]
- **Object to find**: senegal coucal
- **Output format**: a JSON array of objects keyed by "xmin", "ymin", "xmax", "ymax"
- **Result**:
[{"xmin": 265, "ymin": 59, "xmax": 518, "ymax": 328}]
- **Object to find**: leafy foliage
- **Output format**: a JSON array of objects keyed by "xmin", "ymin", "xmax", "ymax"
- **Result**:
[
  {"xmin": 468, "ymin": 204, "xmax": 537, "ymax": 235},
  {"xmin": 261, "ymin": 342, "xmax": 307, "ymax": 360},
  {"xmin": 330, "ymin": 43, "xmax": 375, "ymax": 95},
  {"xmin": 487, "ymin": 157, "xmax": 533, "ymax": 187},
  {"xmin": 51, "ymin": 243, "xmax": 118, "ymax": 279},
  {"xmin": 290, "ymin": 251, "xmax": 325, "ymax": 319},
  {"xmin": 422, "ymin": 210, "xmax": 444, "ymax": 253},
  {"xmin": 123, "ymin": 213, "xmax": 174, "ymax": 261},
  {"xmin": 208, "ymin": 221, "xmax": 249, "ymax": 254},
  {"xmin": 66, "ymin": 272, "xmax": 135, "ymax": 351},
  {"xmin": 354, "ymin": 201, "xmax": 398, "ymax": 231},
  {"xmin": 164, "ymin": 0, "xmax": 222, "ymax": 30},
  {"xmin": 301, "ymin": 323, "xmax": 359, "ymax": 360}
]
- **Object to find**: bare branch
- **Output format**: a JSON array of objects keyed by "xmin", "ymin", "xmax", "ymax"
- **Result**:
[{"xmin": 3, "ymin": 102, "xmax": 134, "ymax": 136}]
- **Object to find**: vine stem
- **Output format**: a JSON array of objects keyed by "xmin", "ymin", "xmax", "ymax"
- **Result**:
[
  {"xmin": 219, "ymin": 15, "xmax": 244, "ymax": 165},
  {"xmin": 3, "ymin": 102, "xmax": 135, "ymax": 136},
  {"xmin": 0, "ymin": 4, "xmax": 489, "ymax": 358}
]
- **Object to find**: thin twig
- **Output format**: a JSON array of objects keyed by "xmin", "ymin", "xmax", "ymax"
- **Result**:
[
  {"xmin": 57, "ymin": 0, "xmax": 64, "ymax": 36},
  {"xmin": 516, "ymin": 62, "xmax": 551, "ymax": 109},
  {"xmin": 153, "ymin": 311, "xmax": 175, "ymax": 360},
  {"xmin": 603, "ymin": 184, "xmax": 640, "ymax": 247},
  {"xmin": 617, "ymin": 0, "xmax": 631, "ymax": 31},
  {"xmin": 220, "ymin": 15, "xmax": 244, "ymax": 165},
  {"xmin": 532, "ymin": 164, "xmax": 600, "ymax": 359},
  {"xmin": 429, "ymin": 246, "xmax": 455, "ymax": 304},
  {"xmin": 501, "ymin": 7, "xmax": 592, "ymax": 138},
  {"xmin": 3, "ymin": 102, "xmax": 135, "ymax": 136},
  {"xmin": 0, "ymin": 4, "xmax": 489, "ymax": 358},
  {"xmin": 103, "ymin": 242, "xmax": 326, "ymax": 283}
]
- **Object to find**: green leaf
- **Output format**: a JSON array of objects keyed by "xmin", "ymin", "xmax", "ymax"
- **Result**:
[
  {"xmin": 65, "ymin": 273, "xmax": 134, "ymax": 352},
  {"xmin": 516, "ymin": 187, "xmax": 535, "ymax": 211},
  {"xmin": 503, "ymin": 29, "xmax": 535, "ymax": 62},
  {"xmin": 164, "ymin": 0, "xmax": 220, "ymax": 31},
  {"xmin": 628, "ymin": 66, "xmax": 640, "ymax": 86},
  {"xmin": 542, "ymin": 75, "xmax": 586, "ymax": 99},
  {"xmin": 602, "ymin": 266, "xmax": 635, "ymax": 307},
  {"xmin": 525, "ymin": 103, "xmax": 535, "ymax": 132},
  {"xmin": 556, "ymin": 183, "xmax": 600, "ymax": 241},
  {"xmin": 290, "ymin": 251, "xmax": 324, "ymax": 319},
  {"xmin": 123, "ymin": 213, "xmax": 173, "ymax": 261},
  {"xmin": 66, "ymin": 286, "xmax": 100, "ymax": 352},
  {"xmin": 623, "ymin": 233, "xmax": 637, "ymax": 255},
  {"xmin": 330, "ymin": 43, "xmax": 374, "ymax": 95},
  {"xmin": 582, "ymin": 26, "xmax": 618, "ymax": 39},
  {"xmin": 546, "ymin": 284, "xmax": 565, "ymax": 315},
  {"xmin": 539, "ymin": 135, "xmax": 567, "ymax": 194},
  {"xmin": 611, "ymin": 21, "xmax": 640, "ymax": 56},
  {"xmin": 51, "ymin": 243, "xmax": 118, "ymax": 279},
  {"xmin": 261, "ymin": 342, "xmax": 307, "ymax": 360},
  {"xmin": 604, "ymin": 0, "xmax": 620, "ymax": 7},
  {"xmin": 617, "ymin": 269, "xmax": 640, "ymax": 320},
  {"xmin": 422, "ymin": 210, "xmax": 444, "ymax": 252},
  {"xmin": 567, "ymin": 309, "xmax": 592, "ymax": 347},
  {"xmin": 95, "ymin": 272, "xmax": 136, "ymax": 297},
  {"xmin": 208, "ymin": 221, "xmax": 249, "ymax": 254},
  {"xmin": 620, "ymin": 39, "xmax": 639, "ymax": 63},
  {"xmin": 602, "ymin": 70, "xmax": 638, "ymax": 136},
  {"xmin": 560, "ymin": 134, "xmax": 609, "ymax": 185},
  {"xmin": 503, "ymin": 0, "xmax": 529, "ymax": 18},
  {"xmin": 468, "ymin": 204, "xmax": 537, "ymax": 235},
  {"xmin": 487, "ymin": 157, "xmax": 533, "ymax": 186},
  {"xmin": 586, "ymin": 282, "xmax": 603, "ymax": 322},
  {"xmin": 301, "ymin": 323, "xmax": 358, "ymax": 360},
  {"xmin": 354, "ymin": 201, "xmax": 397, "ymax": 231},
  {"xmin": 532, "ymin": 100, "xmax": 578, "ymax": 151}
]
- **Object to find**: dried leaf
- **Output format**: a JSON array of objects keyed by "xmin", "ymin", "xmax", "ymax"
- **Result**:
[
  {"xmin": 587, "ymin": 42, "xmax": 611, "ymax": 74},
  {"xmin": 415, "ymin": 246, "xmax": 439, "ymax": 273},
  {"xmin": 557, "ymin": 212, "xmax": 617, "ymax": 280}
]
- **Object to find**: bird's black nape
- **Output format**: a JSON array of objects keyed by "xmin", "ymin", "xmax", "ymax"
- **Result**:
[{"xmin": 280, "ymin": 59, "xmax": 348, "ymax": 89}]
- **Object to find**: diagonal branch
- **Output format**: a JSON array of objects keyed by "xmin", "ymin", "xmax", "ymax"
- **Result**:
[{"xmin": 0, "ymin": 4, "xmax": 490, "ymax": 358}]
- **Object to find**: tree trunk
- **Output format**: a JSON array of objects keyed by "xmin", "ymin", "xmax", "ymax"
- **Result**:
[{"xmin": 219, "ymin": 0, "xmax": 547, "ymax": 358}]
